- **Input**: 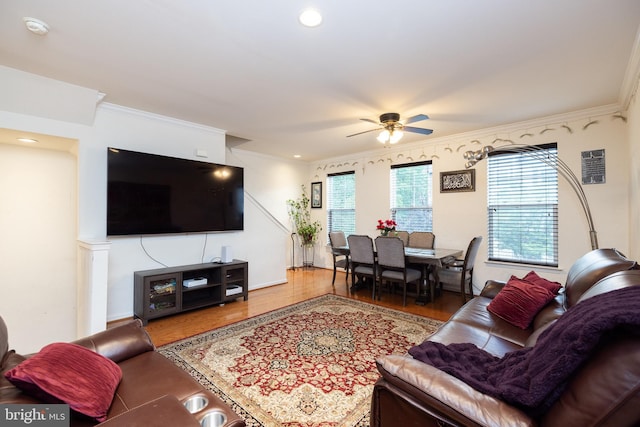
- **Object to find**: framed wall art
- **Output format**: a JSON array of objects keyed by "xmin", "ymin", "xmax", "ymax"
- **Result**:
[
  {"xmin": 440, "ymin": 169, "xmax": 475, "ymax": 193},
  {"xmin": 311, "ymin": 181, "xmax": 322, "ymax": 208}
]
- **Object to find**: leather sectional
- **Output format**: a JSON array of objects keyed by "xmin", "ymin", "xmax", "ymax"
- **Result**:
[
  {"xmin": 0, "ymin": 317, "xmax": 245, "ymax": 426},
  {"xmin": 372, "ymin": 248, "xmax": 640, "ymax": 426}
]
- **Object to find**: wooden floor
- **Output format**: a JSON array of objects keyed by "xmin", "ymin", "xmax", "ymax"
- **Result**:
[{"xmin": 142, "ymin": 267, "xmax": 464, "ymax": 347}]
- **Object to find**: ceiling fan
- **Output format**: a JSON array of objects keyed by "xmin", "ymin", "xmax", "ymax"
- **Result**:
[{"xmin": 347, "ymin": 112, "xmax": 433, "ymax": 144}]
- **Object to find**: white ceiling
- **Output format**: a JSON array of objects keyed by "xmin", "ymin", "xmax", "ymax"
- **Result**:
[{"xmin": 1, "ymin": 1, "xmax": 639, "ymax": 161}]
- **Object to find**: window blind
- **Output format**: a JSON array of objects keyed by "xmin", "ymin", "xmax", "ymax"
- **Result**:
[
  {"xmin": 487, "ymin": 144, "xmax": 558, "ymax": 266},
  {"xmin": 327, "ymin": 171, "xmax": 356, "ymax": 237},
  {"xmin": 390, "ymin": 161, "xmax": 433, "ymax": 232}
]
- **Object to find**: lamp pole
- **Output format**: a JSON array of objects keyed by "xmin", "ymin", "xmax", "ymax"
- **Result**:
[{"xmin": 463, "ymin": 144, "xmax": 598, "ymax": 250}]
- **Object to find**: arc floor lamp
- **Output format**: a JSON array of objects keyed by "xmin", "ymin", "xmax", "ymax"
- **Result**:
[{"xmin": 463, "ymin": 144, "xmax": 599, "ymax": 250}]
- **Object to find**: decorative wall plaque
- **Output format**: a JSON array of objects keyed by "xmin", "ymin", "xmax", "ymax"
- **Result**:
[
  {"xmin": 440, "ymin": 169, "xmax": 475, "ymax": 193},
  {"xmin": 581, "ymin": 149, "xmax": 605, "ymax": 184}
]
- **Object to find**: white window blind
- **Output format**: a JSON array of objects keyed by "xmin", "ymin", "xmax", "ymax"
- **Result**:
[
  {"xmin": 390, "ymin": 161, "xmax": 433, "ymax": 232},
  {"xmin": 327, "ymin": 172, "xmax": 356, "ymax": 237},
  {"xmin": 487, "ymin": 144, "xmax": 558, "ymax": 266}
]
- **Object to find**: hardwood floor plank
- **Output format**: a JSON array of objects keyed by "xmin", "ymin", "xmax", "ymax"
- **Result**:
[{"xmin": 141, "ymin": 267, "xmax": 464, "ymax": 347}]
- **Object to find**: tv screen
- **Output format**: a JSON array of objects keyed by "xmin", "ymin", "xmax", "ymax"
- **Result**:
[{"xmin": 107, "ymin": 148, "xmax": 244, "ymax": 236}]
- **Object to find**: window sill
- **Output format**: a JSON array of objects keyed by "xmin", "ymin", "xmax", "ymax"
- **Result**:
[{"xmin": 484, "ymin": 260, "xmax": 565, "ymax": 273}]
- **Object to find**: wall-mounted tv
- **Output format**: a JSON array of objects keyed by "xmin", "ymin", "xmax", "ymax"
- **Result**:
[{"xmin": 107, "ymin": 148, "xmax": 244, "ymax": 236}]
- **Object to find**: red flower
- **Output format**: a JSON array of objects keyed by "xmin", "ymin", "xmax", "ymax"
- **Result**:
[{"xmin": 376, "ymin": 219, "xmax": 397, "ymax": 234}]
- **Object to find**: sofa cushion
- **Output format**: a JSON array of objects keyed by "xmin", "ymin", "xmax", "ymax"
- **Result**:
[
  {"xmin": 521, "ymin": 271, "xmax": 562, "ymax": 294},
  {"xmin": 564, "ymin": 248, "xmax": 637, "ymax": 308},
  {"xmin": 4, "ymin": 342, "xmax": 122, "ymax": 422},
  {"xmin": 487, "ymin": 278, "xmax": 556, "ymax": 329}
]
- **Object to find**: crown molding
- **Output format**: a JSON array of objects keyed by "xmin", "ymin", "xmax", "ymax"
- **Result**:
[
  {"xmin": 620, "ymin": 25, "xmax": 640, "ymax": 109},
  {"xmin": 98, "ymin": 102, "xmax": 226, "ymax": 135}
]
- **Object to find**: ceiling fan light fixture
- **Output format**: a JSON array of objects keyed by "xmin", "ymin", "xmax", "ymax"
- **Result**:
[
  {"xmin": 377, "ymin": 129, "xmax": 390, "ymax": 143},
  {"xmin": 299, "ymin": 9, "xmax": 322, "ymax": 27},
  {"xmin": 390, "ymin": 130, "xmax": 403, "ymax": 144}
]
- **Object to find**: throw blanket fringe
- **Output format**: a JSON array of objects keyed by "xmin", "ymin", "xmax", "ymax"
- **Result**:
[{"xmin": 408, "ymin": 286, "xmax": 640, "ymax": 416}]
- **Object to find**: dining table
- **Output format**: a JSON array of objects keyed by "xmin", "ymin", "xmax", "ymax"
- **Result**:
[
  {"xmin": 403, "ymin": 247, "xmax": 463, "ymax": 304},
  {"xmin": 333, "ymin": 245, "xmax": 463, "ymax": 304}
]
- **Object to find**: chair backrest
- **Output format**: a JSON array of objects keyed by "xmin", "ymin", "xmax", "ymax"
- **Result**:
[
  {"xmin": 375, "ymin": 236, "xmax": 406, "ymax": 269},
  {"xmin": 347, "ymin": 235, "xmax": 375, "ymax": 265},
  {"xmin": 408, "ymin": 231, "xmax": 435, "ymax": 249},
  {"xmin": 395, "ymin": 231, "xmax": 409, "ymax": 246},
  {"xmin": 462, "ymin": 236, "xmax": 483, "ymax": 271},
  {"xmin": 329, "ymin": 231, "xmax": 347, "ymax": 248}
]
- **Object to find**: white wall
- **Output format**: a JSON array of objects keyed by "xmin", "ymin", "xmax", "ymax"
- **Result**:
[
  {"xmin": 0, "ymin": 144, "xmax": 77, "ymax": 352},
  {"xmin": 309, "ymin": 105, "xmax": 630, "ymax": 293},
  {"xmin": 628, "ymin": 89, "xmax": 640, "ymax": 261}
]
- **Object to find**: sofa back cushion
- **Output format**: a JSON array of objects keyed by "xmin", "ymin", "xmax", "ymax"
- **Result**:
[{"xmin": 564, "ymin": 249, "xmax": 637, "ymax": 308}]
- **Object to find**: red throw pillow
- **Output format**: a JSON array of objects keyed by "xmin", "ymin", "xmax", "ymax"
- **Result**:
[
  {"xmin": 487, "ymin": 278, "xmax": 556, "ymax": 329},
  {"xmin": 4, "ymin": 342, "xmax": 122, "ymax": 421},
  {"xmin": 522, "ymin": 271, "xmax": 562, "ymax": 294}
]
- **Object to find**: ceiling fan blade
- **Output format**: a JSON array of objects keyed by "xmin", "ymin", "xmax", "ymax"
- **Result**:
[
  {"xmin": 404, "ymin": 126, "xmax": 433, "ymax": 135},
  {"xmin": 346, "ymin": 128, "xmax": 381, "ymax": 137},
  {"xmin": 403, "ymin": 114, "xmax": 429, "ymax": 125},
  {"xmin": 360, "ymin": 118, "xmax": 380, "ymax": 125}
]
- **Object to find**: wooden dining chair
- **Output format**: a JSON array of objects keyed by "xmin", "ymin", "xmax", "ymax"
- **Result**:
[
  {"xmin": 408, "ymin": 231, "xmax": 435, "ymax": 249},
  {"xmin": 438, "ymin": 236, "xmax": 483, "ymax": 304},
  {"xmin": 346, "ymin": 234, "xmax": 377, "ymax": 295},
  {"xmin": 328, "ymin": 231, "xmax": 349, "ymax": 285},
  {"xmin": 375, "ymin": 236, "xmax": 422, "ymax": 306},
  {"xmin": 395, "ymin": 231, "xmax": 410, "ymax": 246}
]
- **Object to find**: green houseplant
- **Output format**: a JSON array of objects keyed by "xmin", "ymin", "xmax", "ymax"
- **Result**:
[{"xmin": 287, "ymin": 185, "xmax": 322, "ymax": 266}]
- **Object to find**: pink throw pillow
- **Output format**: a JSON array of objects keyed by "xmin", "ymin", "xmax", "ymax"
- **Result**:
[
  {"xmin": 4, "ymin": 342, "xmax": 122, "ymax": 421},
  {"xmin": 487, "ymin": 278, "xmax": 556, "ymax": 329},
  {"xmin": 522, "ymin": 271, "xmax": 562, "ymax": 294}
]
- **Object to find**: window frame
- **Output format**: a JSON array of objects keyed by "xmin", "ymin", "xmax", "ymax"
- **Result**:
[
  {"xmin": 487, "ymin": 143, "xmax": 559, "ymax": 266},
  {"xmin": 326, "ymin": 171, "xmax": 356, "ymax": 239},
  {"xmin": 390, "ymin": 160, "xmax": 433, "ymax": 233}
]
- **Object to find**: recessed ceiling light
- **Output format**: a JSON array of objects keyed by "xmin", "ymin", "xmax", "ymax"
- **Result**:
[
  {"xmin": 17, "ymin": 138, "xmax": 38, "ymax": 144},
  {"xmin": 23, "ymin": 17, "xmax": 49, "ymax": 35},
  {"xmin": 299, "ymin": 9, "xmax": 322, "ymax": 27},
  {"xmin": 294, "ymin": 154, "xmax": 301, "ymax": 158}
]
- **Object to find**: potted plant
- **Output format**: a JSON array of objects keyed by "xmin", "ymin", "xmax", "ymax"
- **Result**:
[{"xmin": 287, "ymin": 185, "xmax": 322, "ymax": 266}]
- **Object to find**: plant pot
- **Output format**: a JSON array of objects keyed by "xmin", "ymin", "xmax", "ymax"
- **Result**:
[{"xmin": 302, "ymin": 243, "xmax": 315, "ymax": 268}]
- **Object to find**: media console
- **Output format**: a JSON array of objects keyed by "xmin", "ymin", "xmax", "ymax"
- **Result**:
[{"xmin": 133, "ymin": 260, "xmax": 248, "ymax": 325}]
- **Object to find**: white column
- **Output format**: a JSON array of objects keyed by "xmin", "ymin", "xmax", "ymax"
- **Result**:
[{"xmin": 77, "ymin": 239, "xmax": 112, "ymax": 337}]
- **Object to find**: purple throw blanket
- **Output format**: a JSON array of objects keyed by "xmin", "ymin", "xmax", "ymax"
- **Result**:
[{"xmin": 408, "ymin": 286, "xmax": 640, "ymax": 416}]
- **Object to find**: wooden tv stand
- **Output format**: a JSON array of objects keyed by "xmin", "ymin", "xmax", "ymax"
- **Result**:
[{"xmin": 133, "ymin": 260, "xmax": 248, "ymax": 325}]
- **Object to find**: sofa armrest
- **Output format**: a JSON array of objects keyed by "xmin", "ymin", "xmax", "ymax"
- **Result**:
[
  {"xmin": 73, "ymin": 319, "xmax": 155, "ymax": 363},
  {"xmin": 376, "ymin": 355, "xmax": 535, "ymax": 427},
  {"xmin": 96, "ymin": 395, "xmax": 200, "ymax": 427},
  {"xmin": 479, "ymin": 280, "xmax": 507, "ymax": 299}
]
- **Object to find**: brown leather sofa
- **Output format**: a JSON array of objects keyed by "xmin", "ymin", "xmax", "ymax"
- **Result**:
[
  {"xmin": 372, "ymin": 248, "xmax": 640, "ymax": 427},
  {"xmin": 0, "ymin": 317, "xmax": 245, "ymax": 427}
]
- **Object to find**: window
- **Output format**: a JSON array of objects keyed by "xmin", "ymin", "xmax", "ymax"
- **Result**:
[
  {"xmin": 390, "ymin": 161, "xmax": 432, "ymax": 232},
  {"xmin": 327, "ymin": 171, "xmax": 355, "ymax": 237},
  {"xmin": 487, "ymin": 143, "xmax": 558, "ymax": 266}
]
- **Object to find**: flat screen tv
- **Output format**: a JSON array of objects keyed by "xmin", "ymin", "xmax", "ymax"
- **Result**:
[{"xmin": 107, "ymin": 148, "xmax": 244, "ymax": 236}]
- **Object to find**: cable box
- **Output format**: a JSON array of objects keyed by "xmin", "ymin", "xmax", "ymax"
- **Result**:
[
  {"xmin": 183, "ymin": 277, "xmax": 208, "ymax": 288},
  {"xmin": 226, "ymin": 284, "xmax": 243, "ymax": 296}
]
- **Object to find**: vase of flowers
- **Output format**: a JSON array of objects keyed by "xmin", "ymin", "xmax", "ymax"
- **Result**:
[
  {"xmin": 287, "ymin": 185, "xmax": 322, "ymax": 267},
  {"xmin": 376, "ymin": 219, "xmax": 397, "ymax": 236}
]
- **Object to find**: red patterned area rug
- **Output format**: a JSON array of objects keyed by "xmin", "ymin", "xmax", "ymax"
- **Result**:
[{"xmin": 159, "ymin": 294, "xmax": 442, "ymax": 426}]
